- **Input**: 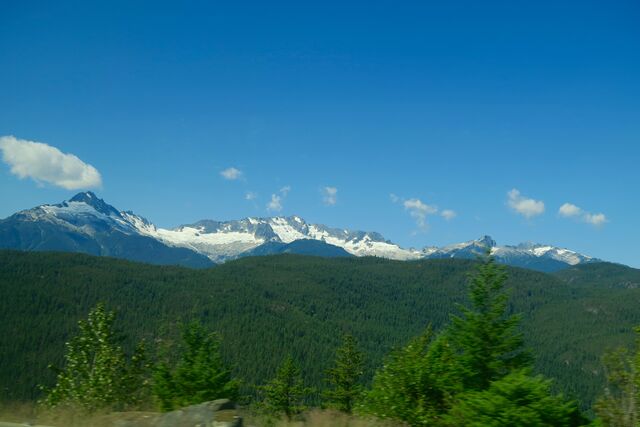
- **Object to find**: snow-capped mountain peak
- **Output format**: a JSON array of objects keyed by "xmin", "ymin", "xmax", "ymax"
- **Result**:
[
  {"xmin": 12, "ymin": 192, "xmax": 137, "ymax": 236},
  {"xmin": 477, "ymin": 235, "xmax": 497, "ymax": 248},
  {"xmin": 67, "ymin": 191, "xmax": 122, "ymax": 217},
  {"xmin": 0, "ymin": 192, "xmax": 601, "ymax": 271},
  {"xmin": 0, "ymin": 193, "xmax": 213, "ymax": 268}
]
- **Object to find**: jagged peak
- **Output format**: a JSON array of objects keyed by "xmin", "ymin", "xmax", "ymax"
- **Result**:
[
  {"xmin": 476, "ymin": 235, "xmax": 497, "ymax": 248},
  {"xmin": 66, "ymin": 191, "xmax": 120, "ymax": 217}
]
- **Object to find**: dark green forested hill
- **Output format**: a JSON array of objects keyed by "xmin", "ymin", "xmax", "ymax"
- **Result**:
[
  {"xmin": 554, "ymin": 262, "xmax": 640, "ymax": 289},
  {"xmin": 1, "ymin": 250, "xmax": 639, "ymax": 410}
]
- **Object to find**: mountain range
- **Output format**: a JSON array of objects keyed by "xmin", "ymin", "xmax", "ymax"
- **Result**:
[{"xmin": 0, "ymin": 191, "xmax": 600, "ymax": 271}]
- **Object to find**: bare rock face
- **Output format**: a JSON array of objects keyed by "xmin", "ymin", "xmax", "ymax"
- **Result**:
[{"xmin": 109, "ymin": 399, "xmax": 242, "ymax": 427}]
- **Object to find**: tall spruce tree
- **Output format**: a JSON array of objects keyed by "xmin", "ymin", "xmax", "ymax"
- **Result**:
[
  {"xmin": 152, "ymin": 321, "xmax": 239, "ymax": 411},
  {"xmin": 323, "ymin": 334, "xmax": 364, "ymax": 413},
  {"xmin": 448, "ymin": 255, "xmax": 530, "ymax": 391},
  {"xmin": 362, "ymin": 256, "xmax": 587, "ymax": 426},
  {"xmin": 260, "ymin": 355, "xmax": 311, "ymax": 420}
]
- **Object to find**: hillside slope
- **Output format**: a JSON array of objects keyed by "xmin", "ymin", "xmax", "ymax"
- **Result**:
[
  {"xmin": 554, "ymin": 262, "xmax": 640, "ymax": 288},
  {"xmin": 1, "ymin": 251, "xmax": 637, "ymax": 409}
]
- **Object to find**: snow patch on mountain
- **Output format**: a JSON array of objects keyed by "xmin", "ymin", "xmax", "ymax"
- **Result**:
[{"xmin": 131, "ymin": 216, "xmax": 422, "ymax": 261}]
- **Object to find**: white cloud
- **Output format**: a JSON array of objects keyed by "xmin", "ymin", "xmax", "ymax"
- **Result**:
[
  {"xmin": 392, "ymin": 194, "xmax": 455, "ymax": 230},
  {"xmin": 245, "ymin": 191, "xmax": 257, "ymax": 201},
  {"xmin": 584, "ymin": 212, "xmax": 608, "ymax": 226},
  {"xmin": 559, "ymin": 202, "xmax": 608, "ymax": 227},
  {"xmin": 0, "ymin": 135, "xmax": 102, "ymax": 190},
  {"xmin": 403, "ymin": 198, "xmax": 438, "ymax": 230},
  {"xmin": 441, "ymin": 209, "xmax": 457, "ymax": 221},
  {"xmin": 220, "ymin": 167, "xmax": 243, "ymax": 180},
  {"xmin": 507, "ymin": 189, "xmax": 545, "ymax": 219},
  {"xmin": 267, "ymin": 194, "xmax": 283, "ymax": 212},
  {"xmin": 322, "ymin": 186, "xmax": 338, "ymax": 206},
  {"xmin": 558, "ymin": 203, "xmax": 582, "ymax": 217},
  {"xmin": 266, "ymin": 185, "xmax": 291, "ymax": 212}
]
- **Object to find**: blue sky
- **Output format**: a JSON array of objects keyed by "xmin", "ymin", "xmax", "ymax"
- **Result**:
[{"xmin": 1, "ymin": 1, "xmax": 639, "ymax": 266}]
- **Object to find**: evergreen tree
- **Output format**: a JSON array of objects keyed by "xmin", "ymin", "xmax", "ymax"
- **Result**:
[
  {"xmin": 448, "ymin": 255, "xmax": 530, "ymax": 391},
  {"xmin": 260, "ymin": 355, "xmax": 311, "ymax": 420},
  {"xmin": 121, "ymin": 340, "xmax": 152, "ymax": 407},
  {"xmin": 41, "ymin": 303, "xmax": 148, "ymax": 411},
  {"xmin": 152, "ymin": 321, "xmax": 239, "ymax": 411},
  {"xmin": 359, "ymin": 326, "xmax": 461, "ymax": 426},
  {"xmin": 594, "ymin": 327, "xmax": 640, "ymax": 427},
  {"xmin": 323, "ymin": 334, "xmax": 364, "ymax": 413},
  {"xmin": 444, "ymin": 369, "xmax": 587, "ymax": 427}
]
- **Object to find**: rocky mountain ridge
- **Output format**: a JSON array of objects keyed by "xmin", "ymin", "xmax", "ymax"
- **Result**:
[{"xmin": 0, "ymin": 192, "xmax": 599, "ymax": 271}]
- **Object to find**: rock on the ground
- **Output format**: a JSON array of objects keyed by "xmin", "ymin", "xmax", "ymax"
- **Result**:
[{"xmin": 110, "ymin": 399, "xmax": 242, "ymax": 427}]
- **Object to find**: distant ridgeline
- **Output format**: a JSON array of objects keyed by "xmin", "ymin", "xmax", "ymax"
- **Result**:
[
  {"xmin": 2, "ymin": 250, "xmax": 640, "ymax": 409},
  {"xmin": 0, "ymin": 191, "xmax": 602, "ymax": 271}
]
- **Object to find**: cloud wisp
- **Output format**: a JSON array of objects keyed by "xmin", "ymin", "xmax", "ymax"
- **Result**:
[
  {"xmin": 391, "ymin": 194, "xmax": 454, "ymax": 231},
  {"xmin": 440, "ymin": 209, "xmax": 457, "ymax": 221},
  {"xmin": 507, "ymin": 189, "xmax": 545, "ymax": 219},
  {"xmin": 559, "ymin": 202, "xmax": 608, "ymax": 227},
  {"xmin": 266, "ymin": 186, "xmax": 291, "ymax": 213},
  {"xmin": 322, "ymin": 186, "xmax": 338, "ymax": 206},
  {"xmin": 267, "ymin": 194, "xmax": 282, "ymax": 212},
  {"xmin": 0, "ymin": 135, "xmax": 102, "ymax": 190},
  {"xmin": 220, "ymin": 167, "xmax": 243, "ymax": 180},
  {"xmin": 584, "ymin": 213, "xmax": 607, "ymax": 226},
  {"xmin": 245, "ymin": 191, "xmax": 257, "ymax": 201},
  {"xmin": 280, "ymin": 185, "xmax": 291, "ymax": 196},
  {"xmin": 559, "ymin": 203, "xmax": 582, "ymax": 217},
  {"xmin": 403, "ymin": 198, "xmax": 438, "ymax": 230}
]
